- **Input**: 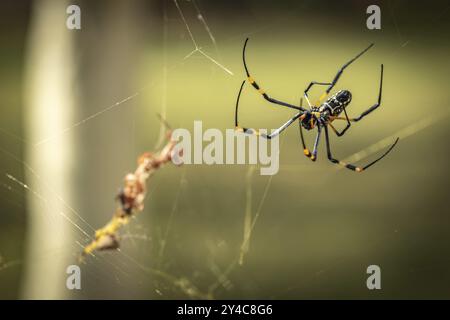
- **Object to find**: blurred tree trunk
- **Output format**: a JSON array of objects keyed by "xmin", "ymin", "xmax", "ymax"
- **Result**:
[
  {"xmin": 21, "ymin": 0, "xmax": 76, "ymax": 299},
  {"xmin": 21, "ymin": 0, "xmax": 153, "ymax": 299}
]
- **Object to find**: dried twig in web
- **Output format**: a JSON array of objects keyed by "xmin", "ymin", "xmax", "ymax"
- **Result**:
[{"xmin": 81, "ymin": 117, "xmax": 182, "ymax": 260}]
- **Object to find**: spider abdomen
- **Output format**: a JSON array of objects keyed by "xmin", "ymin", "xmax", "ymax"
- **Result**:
[{"xmin": 321, "ymin": 89, "xmax": 352, "ymax": 116}]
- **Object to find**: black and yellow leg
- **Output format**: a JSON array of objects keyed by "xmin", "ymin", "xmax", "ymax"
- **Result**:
[
  {"xmin": 235, "ymin": 80, "xmax": 303, "ymax": 139},
  {"xmin": 310, "ymin": 126, "xmax": 322, "ymax": 161},
  {"xmin": 299, "ymin": 120, "xmax": 310, "ymax": 158},
  {"xmin": 236, "ymin": 112, "xmax": 302, "ymax": 140},
  {"xmin": 329, "ymin": 107, "xmax": 351, "ymax": 137},
  {"xmin": 235, "ymin": 75, "xmax": 304, "ymax": 140},
  {"xmin": 328, "ymin": 64, "xmax": 383, "ymax": 137},
  {"xmin": 298, "ymin": 116, "xmax": 320, "ymax": 161},
  {"xmin": 324, "ymin": 126, "xmax": 399, "ymax": 172},
  {"xmin": 297, "ymin": 100, "xmax": 315, "ymax": 160},
  {"xmin": 352, "ymin": 64, "xmax": 384, "ymax": 122},
  {"xmin": 242, "ymin": 38, "xmax": 306, "ymax": 112},
  {"xmin": 301, "ymin": 44, "xmax": 373, "ymax": 107},
  {"xmin": 303, "ymin": 81, "xmax": 331, "ymax": 107},
  {"xmin": 325, "ymin": 43, "xmax": 374, "ymax": 94}
]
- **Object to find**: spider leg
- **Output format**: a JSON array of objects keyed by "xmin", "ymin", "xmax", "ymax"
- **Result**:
[
  {"xmin": 298, "ymin": 97, "xmax": 318, "ymax": 160},
  {"xmin": 237, "ymin": 112, "xmax": 302, "ymax": 140},
  {"xmin": 242, "ymin": 38, "xmax": 306, "ymax": 112},
  {"xmin": 299, "ymin": 120, "xmax": 321, "ymax": 161},
  {"xmin": 326, "ymin": 43, "xmax": 374, "ymax": 94},
  {"xmin": 352, "ymin": 64, "xmax": 383, "ymax": 122},
  {"xmin": 324, "ymin": 126, "xmax": 399, "ymax": 172},
  {"xmin": 328, "ymin": 64, "xmax": 383, "ymax": 136},
  {"xmin": 303, "ymin": 81, "xmax": 331, "ymax": 107},
  {"xmin": 328, "ymin": 107, "xmax": 351, "ymax": 137},
  {"xmin": 309, "ymin": 126, "xmax": 322, "ymax": 161},
  {"xmin": 316, "ymin": 43, "xmax": 374, "ymax": 105},
  {"xmin": 235, "ymin": 80, "xmax": 303, "ymax": 139}
]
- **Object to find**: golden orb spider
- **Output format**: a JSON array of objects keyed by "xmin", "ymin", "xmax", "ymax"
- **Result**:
[{"xmin": 235, "ymin": 38, "xmax": 399, "ymax": 172}]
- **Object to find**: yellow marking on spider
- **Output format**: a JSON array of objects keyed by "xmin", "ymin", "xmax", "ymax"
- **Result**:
[
  {"xmin": 356, "ymin": 167, "xmax": 363, "ymax": 172},
  {"xmin": 235, "ymin": 126, "xmax": 244, "ymax": 133},
  {"xmin": 312, "ymin": 112, "xmax": 321, "ymax": 117},
  {"xmin": 310, "ymin": 155, "xmax": 316, "ymax": 161},
  {"xmin": 316, "ymin": 92, "xmax": 328, "ymax": 105},
  {"xmin": 247, "ymin": 76, "xmax": 255, "ymax": 84},
  {"xmin": 330, "ymin": 116, "xmax": 358, "ymax": 122},
  {"xmin": 258, "ymin": 89, "xmax": 265, "ymax": 95},
  {"xmin": 333, "ymin": 116, "xmax": 356, "ymax": 121},
  {"xmin": 303, "ymin": 149, "xmax": 311, "ymax": 156},
  {"xmin": 328, "ymin": 123, "xmax": 339, "ymax": 135}
]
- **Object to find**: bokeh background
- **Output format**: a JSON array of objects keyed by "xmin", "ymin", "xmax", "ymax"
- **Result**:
[{"xmin": 0, "ymin": 0, "xmax": 449, "ymax": 299}]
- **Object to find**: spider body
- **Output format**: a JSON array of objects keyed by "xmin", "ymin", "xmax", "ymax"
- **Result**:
[
  {"xmin": 234, "ymin": 38, "xmax": 399, "ymax": 172},
  {"xmin": 299, "ymin": 111, "xmax": 317, "ymax": 130},
  {"xmin": 320, "ymin": 90, "xmax": 352, "ymax": 117},
  {"xmin": 301, "ymin": 90, "xmax": 352, "ymax": 130}
]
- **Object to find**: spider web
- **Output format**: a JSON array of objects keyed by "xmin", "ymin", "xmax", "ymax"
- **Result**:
[
  {"xmin": 1, "ymin": 0, "xmax": 449, "ymax": 299},
  {"xmin": 0, "ymin": 0, "xmax": 234, "ymax": 299}
]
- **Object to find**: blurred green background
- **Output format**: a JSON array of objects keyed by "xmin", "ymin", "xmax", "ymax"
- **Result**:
[{"xmin": 0, "ymin": 0, "xmax": 449, "ymax": 299}]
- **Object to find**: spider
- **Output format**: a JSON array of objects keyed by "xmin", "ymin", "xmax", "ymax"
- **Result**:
[{"xmin": 235, "ymin": 38, "xmax": 399, "ymax": 172}]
